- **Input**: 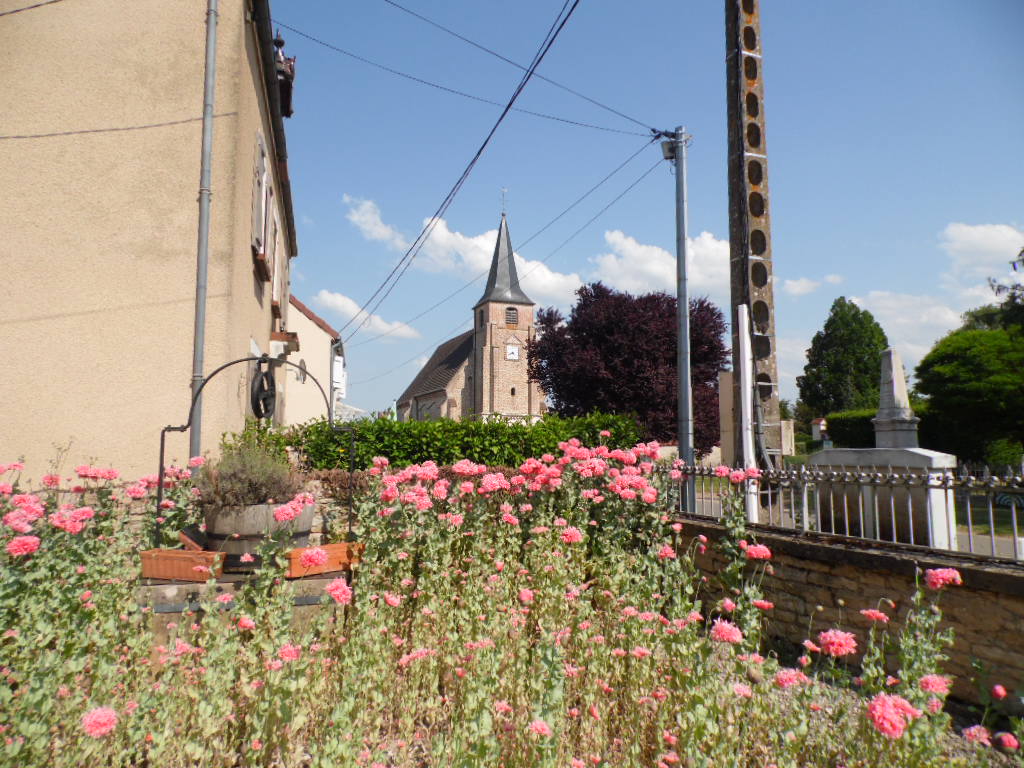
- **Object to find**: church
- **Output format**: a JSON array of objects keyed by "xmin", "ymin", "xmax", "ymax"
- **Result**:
[{"xmin": 396, "ymin": 214, "xmax": 545, "ymax": 422}]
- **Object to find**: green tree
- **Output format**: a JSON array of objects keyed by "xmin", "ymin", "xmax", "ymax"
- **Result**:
[
  {"xmin": 796, "ymin": 297, "xmax": 889, "ymax": 416},
  {"xmin": 915, "ymin": 327, "xmax": 1024, "ymax": 464}
]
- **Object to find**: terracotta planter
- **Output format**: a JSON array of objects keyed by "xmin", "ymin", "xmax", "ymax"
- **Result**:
[
  {"xmin": 140, "ymin": 549, "xmax": 224, "ymax": 582},
  {"xmin": 286, "ymin": 541, "xmax": 365, "ymax": 578},
  {"xmin": 204, "ymin": 503, "xmax": 315, "ymax": 556}
]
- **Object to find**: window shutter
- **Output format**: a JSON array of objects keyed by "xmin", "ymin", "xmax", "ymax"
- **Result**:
[
  {"xmin": 251, "ymin": 137, "xmax": 267, "ymax": 254},
  {"xmin": 269, "ymin": 214, "xmax": 280, "ymax": 301}
]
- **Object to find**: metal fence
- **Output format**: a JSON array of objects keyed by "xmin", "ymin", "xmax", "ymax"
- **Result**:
[{"xmin": 670, "ymin": 465, "xmax": 1024, "ymax": 561}]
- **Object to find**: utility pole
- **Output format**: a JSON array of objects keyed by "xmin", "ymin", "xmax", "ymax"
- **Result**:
[
  {"xmin": 662, "ymin": 126, "xmax": 696, "ymax": 513},
  {"xmin": 189, "ymin": 0, "xmax": 219, "ymax": 458}
]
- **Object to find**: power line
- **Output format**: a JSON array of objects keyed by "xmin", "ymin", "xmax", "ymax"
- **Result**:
[
  {"xmin": 0, "ymin": 112, "xmax": 237, "ymax": 140},
  {"xmin": 0, "ymin": 0, "xmax": 65, "ymax": 18},
  {"xmin": 337, "ymin": 0, "xmax": 582, "ymax": 339},
  {"xmin": 379, "ymin": 0, "xmax": 656, "ymax": 133},
  {"xmin": 271, "ymin": 20, "xmax": 646, "ymax": 138},
  {"xmin": 347, "ymin": 136, "xmax": 658, "ymax": 348}
]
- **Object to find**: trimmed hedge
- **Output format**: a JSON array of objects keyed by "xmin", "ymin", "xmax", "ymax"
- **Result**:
[
  {"xmin": 824, "ymin": 402, "xmax": 950, "ymax": 453},
  {"xmin": 286, "ymin": 413, "xmax": 645, "ymax": 470}
]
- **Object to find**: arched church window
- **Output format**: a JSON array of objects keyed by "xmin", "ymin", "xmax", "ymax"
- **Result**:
[{"xmin": 505, "ymin": 307, "xmax": 518, "ymax": 326}]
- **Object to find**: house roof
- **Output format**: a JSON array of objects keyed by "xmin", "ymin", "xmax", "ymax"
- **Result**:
[
  {"xmin": 397, "ymin": 330, "xmax": 474, "ymax": 405},
  {"xmin": 474, "ymin": 214, "xmax": 533, "ymax": 308},
  {"xmin": 289, "ymin": 295, "xmax": 340, "ymax": 346}
]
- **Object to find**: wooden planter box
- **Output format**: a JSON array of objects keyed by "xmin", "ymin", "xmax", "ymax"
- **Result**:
[
  {"xmin": 286, "ymin": 541, "xmax": 364, "ymax": 579},
  {"xmin": 140, "ymin": 549, "xmax": 224, "ymax": 582}
]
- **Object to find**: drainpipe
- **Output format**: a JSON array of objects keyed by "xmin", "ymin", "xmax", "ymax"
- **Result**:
[{"xmin": 189, "ymin": 0, "xmax": 219, "ymax": 458}]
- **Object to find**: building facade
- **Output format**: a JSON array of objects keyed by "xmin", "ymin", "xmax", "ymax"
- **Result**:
[
  {"xmin": 397, "ymin": 214, "xmax": 544, "ymax": 422},
  {"xmin": 1, "ymin": 0, "xmax": 300, "ymax": 477},
  {"xmin": 283, "ymin": 295, "xmax": 344, "ymax": 427}
]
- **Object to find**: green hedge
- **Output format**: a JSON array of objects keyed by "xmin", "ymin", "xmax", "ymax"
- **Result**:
[
  {"xmin": 824, "ymin": 402, "xmax": 954, "ymax": 454},
  {"xmin": 285, "ymin": 413, "xmax": 644, "ymax": 470}
]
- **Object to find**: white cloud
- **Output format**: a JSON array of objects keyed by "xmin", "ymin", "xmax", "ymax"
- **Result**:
[
  {"xmin": 342, "ymin": 194, "xmax": 409, "ymax": 252},
  {"xmin": 313, "ymin": 289, "xmax": 420, "ymax": 341},
  {"xmin": 782, "ymin": 277, "xmax": 821, "ymax": 296},
  {"xmin": 589, "ymin": 229, "xmax": 730, "ymax": 307},
  {"xmin": 849, "ymin": 290, "xmax": 962, "ymax": 372},
  {"xmin": 824, "ymin": 274, "xmax": 844, "ymax": 285},
  {"xmin": 940, "ymin": 222, "xmax": 1023, "ymax": 284}
]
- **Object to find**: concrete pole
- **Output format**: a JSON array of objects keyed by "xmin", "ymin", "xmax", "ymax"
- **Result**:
[
  {"xmin": 189, "ymin": 0, "xmax": 219, "ymax": 458},
  {"xmin": 673, "ymin": 126, "xmax": 697, "ymax": 513}
]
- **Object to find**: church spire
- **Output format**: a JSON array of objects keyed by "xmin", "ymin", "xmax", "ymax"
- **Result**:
[{"xmin": 475, "ymin": 213, "xmax": 532, "ymax": 307}]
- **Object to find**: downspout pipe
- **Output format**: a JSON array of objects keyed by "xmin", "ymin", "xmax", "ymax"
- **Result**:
[{"xmin": 189, "ymin": 0, "xmax": 219, "ymax": 458}]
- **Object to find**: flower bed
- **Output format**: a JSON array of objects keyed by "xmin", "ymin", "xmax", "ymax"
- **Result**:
[{"xmin": 0, "ymin": 451, "xmax": 1021, "ymax": 767}]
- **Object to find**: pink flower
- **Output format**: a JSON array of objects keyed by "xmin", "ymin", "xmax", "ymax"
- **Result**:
[
  {"xmin": 802, "ymin": 639, "xmax": 821, "ymax": 653},
  {"xmin": 41, "ymin": 473, "xmax": 61, "ymax": 488},
  {"xmin": 278, "ymin": 643, "xmax": 302, "ymax": 662},
  {"xmin": 383, "ymin": 592, "xmax": 402, "ymax": 608},
  {"xmin": 501, "ymin": 512, "xmax": 520, "ymax": 526},
  {"xmin": 599, "ymin": 429, "xmax": 611, "ymax": 437},
  {"xmin": 518, "ymin": 588, "xmax": 534, "ymax": 604},
  {"xmin": 561, "ymin": 526, "xmax": 584, "ymax": 545},
  {"xmin": 641, "ymin": 489, "xmax": 658, "ymax": 504},
  {"xmin": 745, "ymin": 544, "xmax": 772, "ymax": 560},
  {"xmin": 528, "ymin": 719, "xmax": 552, "ymax": 737},
  {"xmin": 274, "ymin": 504, "xmax": 301, "ymax": 522},
  {"xmin": 657, "ymin": 544, "xmax": 676, "ymax": 560},
  {"xmin": 494, "ymin": 699, "xmax": 513, "ymax": 715},
  {"xmin": 6, "ymin": 535, "xmax": 40, "ymax": 556},
  {"xmin": 3, "ymin": 510, "xmax": 34, "ymax": 533},
  {"xmin": 919, "ymin": 675, "xmax": 951, "ymax": 695},
  {"xmin": 714, "ymin": 465, "xmax": 731, "ymax": 478},
  {"xmin": 860, "ymin": 608, "xmax": 889, "ymax": 623},
  {"xmin": 733, "ymin": 683, "xmax": 753, "ymax": 698},
  {"xmin": 745, "ymin": 467, "xmax": 762, "ymax": 479},
  {"xmin": 240, "ymin": 553, "xmax": 255, "ymax": 563},
  {"xmin": 299, "ymin": 547, "xmax": 329, "ymax": 569},
  {"xmin": 817, "ymin": 629, "xmax": 857, "ymax": 657},
  {"xmin": 923, "ymin": 568, "xmax": 962, "ymax": 590},
  {"xmin": 774, "ymin": 668, "xmax": 809, "ymax": 688},
  {"xmin": 630, "ymin": 646, "xmax": 651, "ymax": 659},
  {"xmin": 752, "ymin": 599, "xmax": 774, "ymax": 611},
  {"xmin": 992, "ymin": 684, "xmax": 1008, "ymax": 700},
  {"xmin": 728, "ymin": 469, "xmax": 746, "ymax": 484},
  {"xmin": 81, "ymin": 706, "xmax": 118, "ymax": 737},
  {"xmin": 237, "ymin": 616, "xmax": 256, "ymax": 630},
  {"xmin": 866, "ymin": 694, "xmax": 921, "ymax": 739},
  {"xmin": 721, "ymin": 598, "xmax": 736, "ymax": 613},
  {"xmin": 188, "ymin": 456, "xmax": 206, "ymax": 467},
  {"xmin": 996, "ymin": 732, "xmax": 1019, "ymax": 750},
  {"xmin": 709, "ymin": 618, "xmax": 743, "ymax": 644},
  {"xmin": 963, "ymin": 725, "xmax": 991, "ymax": 746}
]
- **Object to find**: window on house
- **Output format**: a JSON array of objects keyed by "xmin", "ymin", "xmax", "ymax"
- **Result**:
[
  {"xmin": 511, "ymin": 387, "xmax": 516, "ymax": 397},
  {"xmin": 479, "ymin": 309, "xmax": 484, "ymax": 327},
  {"xmin": 505, "ymin": 307, "xmax": 518, "ymax": 326}
]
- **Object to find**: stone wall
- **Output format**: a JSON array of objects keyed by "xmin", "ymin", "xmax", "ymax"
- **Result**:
[{"xmin": 680, "ymin": 518, "xmax": 1024, "ymax": 708}]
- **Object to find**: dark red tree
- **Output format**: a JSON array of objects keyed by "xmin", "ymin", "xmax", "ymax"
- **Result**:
[{"xmin": 527, "ymin": 282, "xmax": 730, "ymax": 454}]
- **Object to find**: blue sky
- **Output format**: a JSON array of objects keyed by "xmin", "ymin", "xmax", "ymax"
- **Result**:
[{"xmin": 278, "ymin": 0, "xmax": 1023, "ymax": 414}]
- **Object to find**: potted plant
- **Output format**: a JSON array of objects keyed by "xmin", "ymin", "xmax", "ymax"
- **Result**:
[{"xmin": 194, "ymin": 442, "xmax": 310, "ymax": 560}]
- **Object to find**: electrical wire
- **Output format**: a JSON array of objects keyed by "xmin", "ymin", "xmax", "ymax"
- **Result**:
[
  {"xmin": 271, "ymin": 20, "xmax": 647, "ymax": 137},
  {"xmin": 0, "ymin": 0, "xmax": 65, "ymax": 18},
  {"xmin": 347, "ymin": 136, "xmax": 658, "ymax": 348},
  {"xmin": 337, "ymin": 0, "xmax": 582, "ymax": 339},
  {"xmin": 379, "ymin": 0, "xmax": 656, "ymax": 133},
  {"xmin": 0, "ymin": 112, "xmax": 237, "ymax": 140}
]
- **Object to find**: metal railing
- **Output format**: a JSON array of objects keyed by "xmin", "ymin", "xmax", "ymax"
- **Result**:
[{"xmin": 668, "ymin": 465, "xmax": 1024, "ymax": 561}]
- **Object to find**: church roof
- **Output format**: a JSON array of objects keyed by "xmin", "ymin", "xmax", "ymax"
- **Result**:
[
  {"xmin": 396, "ymin": 329, "xmax": 474, "ymax": 405},
  {"xmin": 474, "ymin": 213, "xmax": 533, "ymax": 308}
]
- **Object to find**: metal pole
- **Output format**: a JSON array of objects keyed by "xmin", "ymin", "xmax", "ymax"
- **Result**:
[
  {"xmin": 737, "ymin": 304, "xmax": 758, "ymax": 522},
  {"xmin": 189, "ymin": 0, "xmax": 219, "ymax": 458},
  {"xmin": 673, "ymin": 126, "xmax": 696, "ymax": 513}
]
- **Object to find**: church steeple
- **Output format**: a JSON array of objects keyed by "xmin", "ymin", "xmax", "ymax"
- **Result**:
[{"xmin": 474, "ymin": 214, "xmax": 532, "ymax": 307}]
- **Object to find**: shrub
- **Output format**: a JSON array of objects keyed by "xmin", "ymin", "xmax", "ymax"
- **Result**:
[
  {"xmin": 284, "ymin": 412, "xmax": 643, "ymax": 470},
  {"xmin": 195, "ymin": 442, "xmax": 303, "ymax": 508},
  {"xmin": 823, "ymin": 408, "xmax": 876, "ymax": 448}
]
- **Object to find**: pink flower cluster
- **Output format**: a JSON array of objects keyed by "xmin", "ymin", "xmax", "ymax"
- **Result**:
[
  {"xmin": 867, "ymin": 693, "xmax": 922, "ymax": 738},
  {"xmin": 81, "ymin": 706, "xmax": 118, "ymax": 737},
  {"xmin": 709, "ymin": 618, "xmax": 743, "ymax": 644},
  {"xmin": 273, "ymin": 492, "xmax": 315, "ymax": 523},
  {"xmin": 6, "ymin": 535, "xmax": 40, "ymax": 557},
  {"xmin": 298, "ymin": 547, "xmax": 328, "ymax": 569},
  {"xmin": 817, "ymin": 629, "xmax": 857, "ymax": 657},
  {"xmin": 325, "ymin": 578, "xmax": 353, "ymax": 605},
  {"xmin": 74, "ymin": 465, "xmax": 120, "ymax": 481},
  {"xmin": 48, "ymin": 505, "xmax": 95, "ymax": 535},
  {"xmin": 924, "ymin": 567, "xmax": 962, "ymax": 590}
]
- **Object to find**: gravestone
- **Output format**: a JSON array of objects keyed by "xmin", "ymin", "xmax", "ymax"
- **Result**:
[{"xmin": 872, "ymin": 348, "xmax": 920, "ymax": 449}]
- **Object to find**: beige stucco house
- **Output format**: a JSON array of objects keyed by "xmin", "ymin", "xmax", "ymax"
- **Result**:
[
  {"xmin": 1, "ymin": 0, "xmax": 301, "ymax": 477},
  {"xmin": 283, "ymin": 295, "xmax": 345, "ymax": 426},
  {"xmin": 397, "ymin": 214, "xmax": 545, "ymax": 423}
]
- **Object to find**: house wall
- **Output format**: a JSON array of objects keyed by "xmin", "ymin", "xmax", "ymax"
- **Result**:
[
  {"xmin": 283, "ymin": 306, "xmax": 334, "ymax": 426},
  {"xmin": 0, "ymin": 0, "xmax": 292, "ymax": 478}
]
